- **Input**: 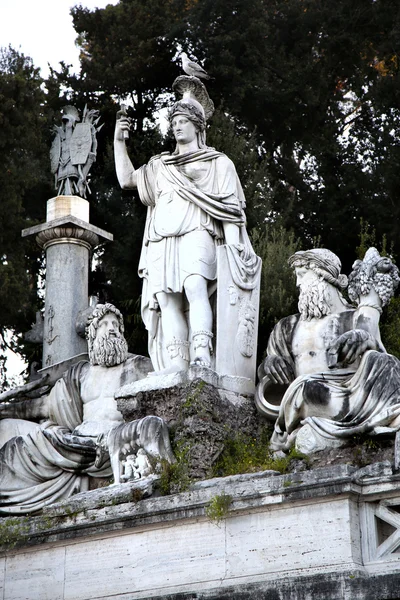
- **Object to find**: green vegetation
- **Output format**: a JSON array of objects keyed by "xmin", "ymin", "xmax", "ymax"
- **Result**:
[
  {"xmin": 205, "ymin": 493, "xmax": 232, "ymax": 524},
  {"xmin": 251, "ymin": 224, "xmax": 301, "ymax": 360},
  {"xmin": 355, "ymin": 219, "xmax": 392, "ymax": 261},
  {"xmin": 0, "ymin": 517, "xmax": 31, "ymax": 550},
  {"xmin": 212, "ymin": 429, "xmax": 308, "ymax": 478},
  {"xmin": 158, "ymin": 442, "xmax": 193, "ymax": 496},
  {"xmin": 381, "ymin": 298, "xmax": 400, "ymax": 358},
  {"xmin": 182, "ymin": 380, "xmax": 206, "ymax": 411},
  {"xmin": 347, "ymin": 432, "xmax": 393, "ymax": 467}
]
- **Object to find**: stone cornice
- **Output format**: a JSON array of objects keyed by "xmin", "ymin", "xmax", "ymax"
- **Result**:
[{"xmin": 22, "ymin": 215, "xmax": 113, "ymax": 246}]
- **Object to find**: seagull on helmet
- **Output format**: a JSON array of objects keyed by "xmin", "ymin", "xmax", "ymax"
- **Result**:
[{"xmin": 181, "ymin": 52, "xmax": 211, "ymax": 80}]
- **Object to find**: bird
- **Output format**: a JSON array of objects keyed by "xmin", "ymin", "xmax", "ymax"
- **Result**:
[{"xmin": 181, "ymin": 52, "xmax": 211, "ymax": 80}]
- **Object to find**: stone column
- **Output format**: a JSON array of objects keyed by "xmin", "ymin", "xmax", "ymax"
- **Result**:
[
  {"xmin": 22, "ymin": 195, "xmax": 113, "ymax": 368},
  {"xmin": 36, "ymin": 225, "xmax": 98, "ymax": 367}
]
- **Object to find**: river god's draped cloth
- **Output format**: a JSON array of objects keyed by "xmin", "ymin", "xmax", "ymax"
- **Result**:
[
  {"xmin": 0, "ymin": 362, "xmax": 102, "ymax": 514},
  {"xmin": 268, "ymin": 314, "xmax": 400, "ymax": 451}
]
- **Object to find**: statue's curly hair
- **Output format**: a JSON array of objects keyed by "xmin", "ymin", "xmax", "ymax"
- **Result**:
[
  {"xmin": 289, "ymin": 249, "xmax": 348, "ymax": 290},
  {"xmin": 86, "ymin": 303, "xmax": 124, "ymax": 348}
]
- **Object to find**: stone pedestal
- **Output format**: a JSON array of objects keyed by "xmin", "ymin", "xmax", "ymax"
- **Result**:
[
  {"xmin": 22, "ymin": 196, "xmax": 113, "ymax": 367},
  {"xmin": 2, "ymin": 463, "xmax": 400, "ymax": 599}
]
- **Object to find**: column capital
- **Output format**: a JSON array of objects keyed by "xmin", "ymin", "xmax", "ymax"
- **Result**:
[
  {"xmin": 36, "ymin": 226, "xmax": 99, "ymax": 250},
  {"xmin": 22, "ymin": 215, "xmax": 113, "ymax": 249}
]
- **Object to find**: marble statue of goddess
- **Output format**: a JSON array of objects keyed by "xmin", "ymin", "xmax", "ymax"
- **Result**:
[{"xmin": 114, "ymin": 77, "xmax": 257, "ymax": 373}]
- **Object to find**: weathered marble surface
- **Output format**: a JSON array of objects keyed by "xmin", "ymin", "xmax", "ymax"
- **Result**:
[
  {"xmin": 0, "ymin": 304, "xmax": 172, "ymax": 514},
  {"xmin": 116, "ymin": 364, "xmax": 255, "ymax": 397},
  {"xmin": 2, "ymin": 464, "xmax": 400, "ymax": 599},
  {"xmin": 50, "ymin": 105, "xmax": 102, "ymax": 199},
  {"xmin": 257, "ymin": 248, "xmax": 400, "ymax": 453},
  {"xmin": 117, "ymin": 375, "xmax": 260, "ymax": 481},
  {"xmin": 95, "ymin": 416, "xmax": 175, "ymax": 484},
  {"xmin": 114, "ymin": 74, "xmax": 261, "ymax": 378},
  {"xmin": 22, "ymin": 206, "xmax": 113, "ymax": 366}
]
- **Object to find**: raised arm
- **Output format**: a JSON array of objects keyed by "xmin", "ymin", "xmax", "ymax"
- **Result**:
[
  {"xmin": 114, "ymin": 113, "xmax": 138, "ymax": 189},
  {"xmin": 327, "ymin": 287, "xmax": 385, "ymax": 368}
]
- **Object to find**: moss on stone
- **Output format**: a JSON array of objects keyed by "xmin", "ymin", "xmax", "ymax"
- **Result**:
[
  {"xmin": 0, "ymin": 517, "xmax": 31, "ymax": 550},
  {"xmin": 212, "ymin": 428, "xmax": 308, "ymax": 477}
]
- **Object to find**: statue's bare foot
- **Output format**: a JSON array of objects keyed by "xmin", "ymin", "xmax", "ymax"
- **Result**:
[{"xmin": 191, "ymin": 331, "xmax": 212, "ymax": 369}]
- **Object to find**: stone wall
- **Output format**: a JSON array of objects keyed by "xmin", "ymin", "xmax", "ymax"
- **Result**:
[{"xmin": 2, "ymin": 464, "xmax": 400, "ymax": 599}]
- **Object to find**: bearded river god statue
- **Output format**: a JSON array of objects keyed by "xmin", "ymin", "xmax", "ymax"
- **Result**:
[
  {"xmin": 0, "ymin": 304, "xmax": 175, "ymax": 515},
  {"xmin": 114, "ymin": 76, "xmax": 261, "ymax": 383},
  {"xmin": 256, "ymin": 248, "xmax": 400, "ymax": 454}
]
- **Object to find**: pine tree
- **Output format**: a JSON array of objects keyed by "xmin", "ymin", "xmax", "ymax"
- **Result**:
[{"xmin": 0, "ymin": 47, "xmax": 54, "ymax": 385}]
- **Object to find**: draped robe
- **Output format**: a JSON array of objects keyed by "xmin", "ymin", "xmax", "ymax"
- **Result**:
[
  {"xmin": 267, "ymin": 313, "xmax": 400, "ymax": 451},
  {"xmin": 0, "ymin": 355, "xmax": 150, "ymax": 514},
  {"xmin": 136, "ymin": 148, "xmax": 254, "ymax": 370}
]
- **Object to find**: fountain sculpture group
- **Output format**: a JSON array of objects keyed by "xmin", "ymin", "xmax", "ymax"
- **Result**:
[{"xmin": 1, "ymin": 69, "xmax": 400, "ymax": 516}]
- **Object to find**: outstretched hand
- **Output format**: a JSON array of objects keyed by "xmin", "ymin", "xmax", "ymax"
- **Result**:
[
  {"xmin": 260, "ymin": 355, "xmax": 295, "ymax": 385},
  {"xmin": 327, "ymin": 329, "xmax": 378, "ymax": 368}
]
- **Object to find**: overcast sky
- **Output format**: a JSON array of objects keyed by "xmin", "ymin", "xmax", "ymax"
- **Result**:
[{"xmin": 1, "ymin": 0, "xmax": 117, "ymax": 77}]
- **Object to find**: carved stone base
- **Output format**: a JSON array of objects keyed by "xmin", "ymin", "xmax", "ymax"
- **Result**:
[
  {"xmin": 116, "ymin": 373, "xmax": 261, "ymax": 482},
  {"xmin": 3, "ymin": 464, "xmax": 400, "ymax": 600},
  {"xmin": 116, "ymin": 365, "xmax": 255, "ymax": 396}
]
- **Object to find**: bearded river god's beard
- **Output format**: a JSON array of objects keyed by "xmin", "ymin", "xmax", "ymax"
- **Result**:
[
  {"xmin": 90, "ymin": 334, "xmax": 129, "ymax": 367},
  {"xmin": 298, "ymin": 279, "xmax": 332, "ymax": 321}
]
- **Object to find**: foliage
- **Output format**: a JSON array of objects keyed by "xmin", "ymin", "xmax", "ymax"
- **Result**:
[
  {"xmin": 380, "ymin": 297, "xmax": 400, "ymax": 358},
  {"xmin": 185, "ymin": 0, "xmax": 400, "ymax": 271},
  {"xmin": 4, "ymin": 0, "xmax": 400, "ymax": 381},
  {"xmin": 205, "ymin": 492, "xmax": 232, "ymax": 524},
  {"xmin": 251, "ymin": 224, "xmax": 301, "ymax": 356},
  {"xmin": 207, "ymin": 109, "xmax": 272, "ymax": 230},
  {"xmin": 355, "ymin": 219, "xmax": 392, "ymax": 261},
  {"xmin": 212, "ymin": 428, "xmax": 307, "ymax": 478},
  {"xmin": 158, "ymin": 442, "xmax": 192, "ymax": 495},
  {"xmin": 69, "ymin": 0, "xmax": 187, "ymax": 129},
  {"xmin": 0, "ymin": 47, "xmax": 55, "ymax": 386}
]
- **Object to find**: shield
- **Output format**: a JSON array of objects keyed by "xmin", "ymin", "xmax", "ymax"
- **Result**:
[
  {"xmin": 70, "ymin": 122, "xmax": 92, "ymax": 166},
  {"xmin": 50, "ymin": 132, "xmax": 61, "ymax": 174}
]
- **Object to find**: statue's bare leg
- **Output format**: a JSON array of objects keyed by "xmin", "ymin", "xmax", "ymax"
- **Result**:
[
  {"xmin": 156, "ymin": 291, "xmax": 190, "ymax": 372},
  {"xmin": 184, "ymin": 274, "xmax": 213, "ymax": 367}
]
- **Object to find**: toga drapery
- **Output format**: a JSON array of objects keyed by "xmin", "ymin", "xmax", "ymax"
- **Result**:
[
  {"xmin": 0, "ymin": 362, "xmax": 100, "ymax": 514},
  {"xmin": 267, "ymin": 313, "xmax": 400, "ymax": 451}
]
